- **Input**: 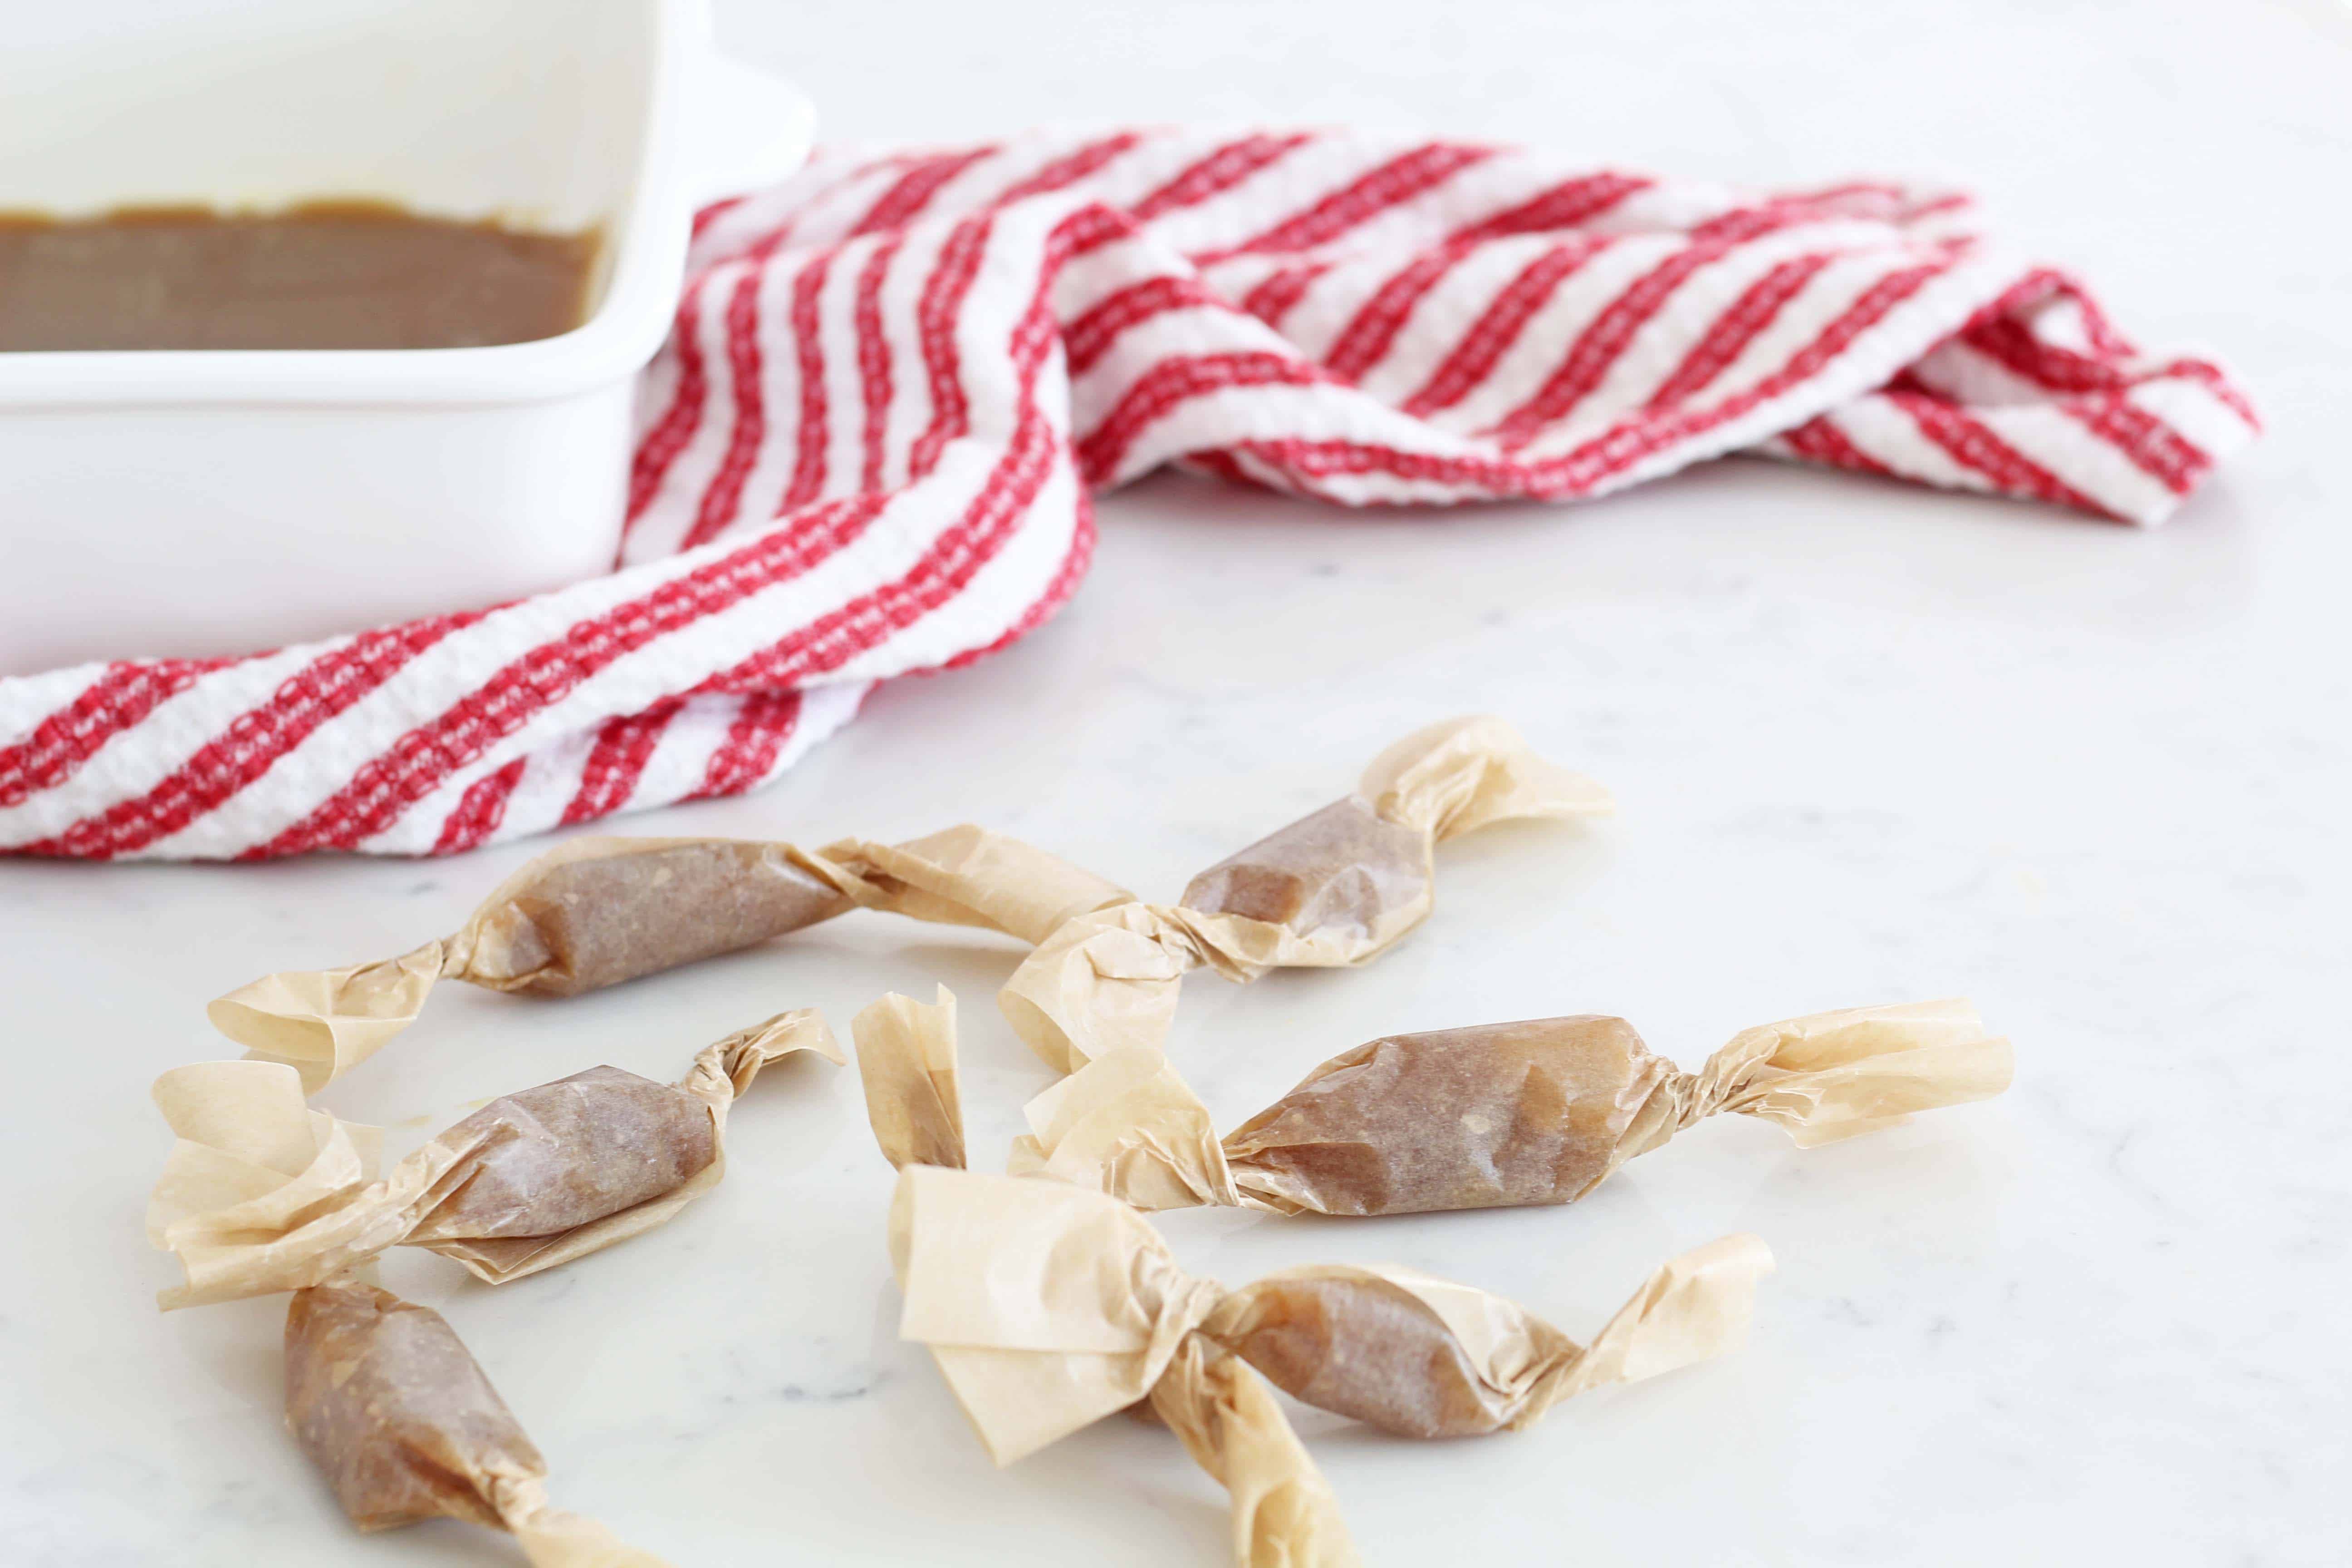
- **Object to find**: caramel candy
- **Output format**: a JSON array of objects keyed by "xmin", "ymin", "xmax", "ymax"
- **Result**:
[
  {"xmin": 285, "ymin": 1281, "xmax": 543, "ymax": 1532},
  {"xmin": 405, "ymin": 1066, "xmax": 716, "ymax": 1243},
  {"xmin": 284, "ymin": 1282, "xmax": 666, "ymax": 1562},
  {"xmin": 210, "ymin": 828, "xmax": 1112, "ymax": 1092},
  {"xmin": 1223, "ymin": 1017, "xmax": 1675, "ymax": 1215},
  {"xmin": 1208, "ymin": 1272, "xmax": 1555, "ymax": 1438},
  {"xmin": 890, "ymin": 1166, "xmax": 1769, "ymax": 1512},
  {"xmin": 1014, "ymin": 1001, "xmax": 2013, "ymax": 1220},
  {"xmin": 459, "ymin": 840, "xmax": 849, "ymax": 996},
  {"xmin": 1181, "ymin": 796, "xmax": 1431, "ymax": 946},
  {"xmin": 151, "ymin": 1010, "xmax": 838, "ymax": 1307},
  {"xmin": 1001, "ymin": 717, "xmax": 1612, "ymax": 1073}
]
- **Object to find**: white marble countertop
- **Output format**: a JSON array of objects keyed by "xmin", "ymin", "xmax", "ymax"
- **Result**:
[{"xmin": 5, "ymin": 1, "xmax": 2347, "ymax": 1563}]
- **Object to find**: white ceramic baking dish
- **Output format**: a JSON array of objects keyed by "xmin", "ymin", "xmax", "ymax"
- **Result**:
[{"xmin": 0, "ymin": 0, "xmax": 812, "ymax": 676}]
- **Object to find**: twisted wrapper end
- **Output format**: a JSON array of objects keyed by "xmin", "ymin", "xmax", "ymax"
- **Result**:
[
  {"xmin": 491, "ymin": 1476, "xmax": 674, "ymax": 1568},
  {"xmin": 1686, "ymin": 999, "xmax": 2013, "ymax": 1149},
  {"xmin": 888, "ymin": 1166, "xmax": 1346, "ymax": 1568},
  {"xmin": 1008, "ymin": 1046, "xmax": 1249, "ymax": 1212},
  {"xmin": 997, "ymin": 903, "xmax": 1209, "ymax": 1073},
  {"xmin": 888, "ymin": 1166, "xmax": 1220, "ymax": 1461},
  {"xmin": 997, "ymin": 899, "xmax": 1436, "ymax": 1073},
  {"xmin": 148, "ymin": 1060, "xmax": 409, "ymax": 1309},
  {"xmin": 681, "ymin": 1006, "xmax": 844, "ymax": 1112},
  {"xmin": 1147, "ymin": 1340, "xmax": 1364, "ymax": 1568},
  {"xmin": 812, "ymin": 825, "xmax": 1134, "ymax": 946},
  {"xmin": 854, "ymin": 990, "xmax": 1229, "ymax": 1205},
  {"xmin": 854, "ymin": 987, "xmax": 966, "ymax": 1171},
  {"xmin": 206, "ymin": 939, "xmax": 450, "ymax": 1095},
  {"xmin": 1512, "ymin": 1234, "xmax": 1777, "ymax": 1421},
  {"xmin": 1358, "ymin": 715, "xmax": 1613, "ymax": 841}
]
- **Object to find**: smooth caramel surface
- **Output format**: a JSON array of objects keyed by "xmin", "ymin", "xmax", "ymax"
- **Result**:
[
  {"xmin": 1222, "ymin": 1015, "xmax": 1673, "ymax": 1214},
  {"xmin": 1213, "ymin": 1274, "xmax": 1513, "ymax": 1438},
  {"xmin": 0, "ymin": 203, "xmax": 597, "ymax": 351},
  {"xmin": 406, "ymin": 1066, "xmax": 716, "ymax": 1243},
  {"xmin": 284, "ymin": 1282, "xmax": 541, "ymax": 1532},
  {"xmin": 466, "ymin": 842, "xmax": 852, "ymax": 996},
  {"xmin": 1180, "ymin": 795, "xmax": 1429, "ymax": 944}
]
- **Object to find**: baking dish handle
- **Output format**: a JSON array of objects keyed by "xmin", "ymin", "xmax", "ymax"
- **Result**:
[{"xmin": 686, "ymin": 51, "xmax": 817, "ymax": 206}]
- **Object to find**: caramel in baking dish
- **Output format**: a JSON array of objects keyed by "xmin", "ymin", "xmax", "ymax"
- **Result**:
[{"xmin": 0, "ymin": 201, "xmax": 598, "ymax": 351}]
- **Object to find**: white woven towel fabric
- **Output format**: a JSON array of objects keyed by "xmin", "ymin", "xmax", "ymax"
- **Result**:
[{"xmin": 0, "ymin": 129, "xmax": 2257, "ymax": 861}]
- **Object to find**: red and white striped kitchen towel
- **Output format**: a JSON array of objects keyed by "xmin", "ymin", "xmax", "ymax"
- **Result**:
[{"xmin": 0, "ymin": 129, "xmax": 2256, "ymax": 860}]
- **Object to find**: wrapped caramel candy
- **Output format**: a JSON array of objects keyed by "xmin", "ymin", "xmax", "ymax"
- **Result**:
[
  {"xmin": 999, "ymin": 716, "xmax": 1611, "ymax": 1074},
  {"xmin": 210, "ymin": 827, "xmax": 1131, "ymax": 1091},
  {"xmin": 149, "ymin": 1009, "xmax": 840, "ymax": 1308},
  {"xmin": 892, "ymin": 1167, "xmax": 1770, "ymax": 1566},
  {"xmin": 285, "ymin": 1279, "xmax": 666, "ymax": 1565},
  {"xmin": 1012, "ymin": 1001, "xmax": 2011, "ymax": 1215}
]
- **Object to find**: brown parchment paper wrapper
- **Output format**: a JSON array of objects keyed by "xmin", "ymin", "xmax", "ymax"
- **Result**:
[
  {"xmin": 285, "ymin": 1279, "xmax": 668, "ymax": 1566},
  {"xmin": 891, "ymin": 1168, "xmax": 1769, "ymax": 1565},
  {"xmin": 998, "ymin": 716, "xmax": 1611, "ymax": 1074},
  {"xmin": 854, "ymin": 987, "xmax": 965, "ymax": 1172},
  {"xmin": 209, "ymin": 828, "xmax": 1129, "ymax": 1092},
  {"xmin": 149, "ymin": 1010, "xmax": 842, "ymax": 1308},
  {"xmin": 819, "ymin": 825, "xmax": 1135, "ymax": 946},
  {"xmin": 1011, "ymin": 1000, "xmax": 2011, "ymax": 1215}
]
